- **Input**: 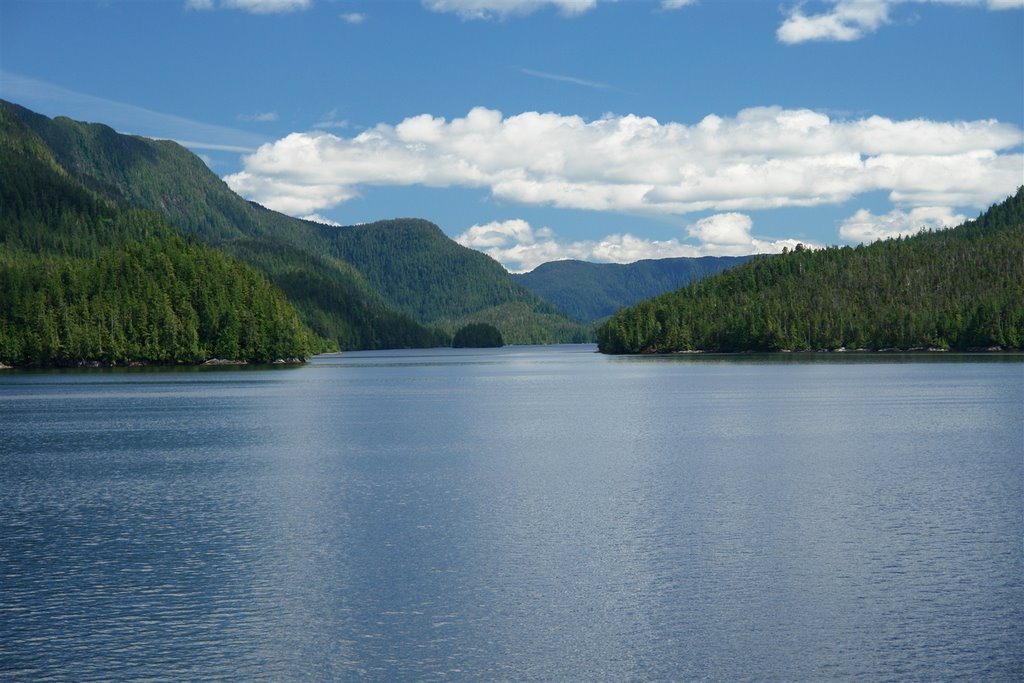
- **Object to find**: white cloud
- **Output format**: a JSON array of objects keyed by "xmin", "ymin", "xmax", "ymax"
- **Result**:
[
  {"xmin": 839, "ymin": 205, "xmax": 967, "ymax": 242},
  {"xmin": 301, "ymin": 213, "xmax": 343, "ymax": 226},
  {"xmin": 661, "ymin": 0, "xmax": 697, "ymax": 8},
  {"xmin": 187, "ymin": 0, "xmax": 311, "ymax": 13},
  {"xmin": 685, "ymin": 213, "xmax": 809, "ymax": 256},
  {"xmin": 422, "ymin": 0, "xmax": 598, "ymax": 20},
  {"xmin": 778, "ymin": 0, "xmax": 1023, "ymax": 44},
  {"xmin": 340, "ymin": 12, "xmax": 367, "ymax": 23},
  {"xmin": 456, "ymin": 215, "xmax": 808, "ymax": 272},
  {"xmin": 225, "ymin": 105, "xmax": 1023, "ymax": 220},
  {"xmin": 456, "ymin": 219, "xmax": 699, "ymax": 272},
  {"xmin": 778, "ymin": 0, "xmax": 890, "ymax": 43}
]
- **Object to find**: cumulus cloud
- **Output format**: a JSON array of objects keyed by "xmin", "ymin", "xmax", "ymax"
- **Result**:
[
  {"xmin": 839, "ymin": 205, "xmax": 967, "ymax": 242},
  {"xmin": 778, "ymin": 0, "xmax": 1023, "ymax": 44},
  {"xmin": 456, "ymin": 215, "xmax": 808, "ymax": 272},
  {"xmin": 224, "ymin": 105, "xmax": 1023, "ymax": 219},
  {"xmin": 186, "ymin": 0, "xmax": 311, "ymax": 13},
  {"xmin": 685, "ymin": 213, "xmax": 808, "ymax": 256},
  {"xmin": 422, "ymin": 0, "xmax": 598, "ymax": 20},
  {"xmin": 339, "ymin": 12, "xmax": 367, "ymax": 23},
  {"xmin": 778, "ymin": 0, "xmax": 890, "ymax": 44}
]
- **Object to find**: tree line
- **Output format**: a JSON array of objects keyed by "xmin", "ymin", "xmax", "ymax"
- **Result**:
[{"xmin": 597, "ymin": 189, "xmax": 1024, "ymax": 354}]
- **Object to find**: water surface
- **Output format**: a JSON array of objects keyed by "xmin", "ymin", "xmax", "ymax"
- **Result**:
[{"xmin": 1, "ymin": 346, "xmax": 1022, "ymax": 681}]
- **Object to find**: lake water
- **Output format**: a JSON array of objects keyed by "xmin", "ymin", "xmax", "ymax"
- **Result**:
[{"xmin": 1, "ymin": 345, "xmax": 1022, "ymax": 681}]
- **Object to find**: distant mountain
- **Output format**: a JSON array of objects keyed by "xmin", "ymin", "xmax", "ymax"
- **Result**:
[
  {"xmin": 326, "ymin": 218, "xmax": 588, "ymax": 344},
  {"xmin": 597, "ymin": 188, "xmax": 1024, "ymax": 354},
  {"xmin": 1, "ymin": 100, "xmax": 442, "ymax": 350},
  {"xmin": 0, "ymin": 104, "xmax": 315, "ymax": 366},
  {"xmin": 513, "ymin": 256, "xmax": 751, "ymax": 323}
]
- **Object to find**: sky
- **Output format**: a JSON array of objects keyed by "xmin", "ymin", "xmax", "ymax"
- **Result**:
[{"xmin": 2, "ymin": 0, "xmax": 1022, "ymax": 272}]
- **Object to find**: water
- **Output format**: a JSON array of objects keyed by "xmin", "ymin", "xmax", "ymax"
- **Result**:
[{"xmin": 1, "ymin": 345, "xmax": 1021, "ymax": 681}]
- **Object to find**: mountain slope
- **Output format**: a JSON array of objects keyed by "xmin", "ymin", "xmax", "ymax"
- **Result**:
[
  {"xmin": 597, "ymin": 189, "xmax": 1024, "ymax": 354},
  {"xmin": 1, "ymin": 100, "xmax": 443, "ymax": 350},
  {"xmin": 326, "ymin": 218, "xmax": 588, "ymax": 344},
  {"xmin": 0, "ymin": 106, "xmax": 316, "ymax": 366},
  {"xmin": 513, "ymin": 255, "xmax": 751, "ymax": 323}
]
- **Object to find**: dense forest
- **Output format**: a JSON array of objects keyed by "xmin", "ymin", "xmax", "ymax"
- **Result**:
[
  {"xmin": 513, "ymin": 255, "xmax": 751, "ymax": 323},
  {"xmin": 1, "ymin": 100, "xmax": 446, "ymax": 351},
  {"xmin": 451, "ymin": 323, "xmax": 504, "ymax": 348},
  {"xmin": 1, "ymin": 101, "xmax": 592, "ymax": 348},
  {"xmin": 597, "ymin": 188, "xmax": 1024, "ymax": 354},
  {"xmin": 0, "ymin": 109, "xmax": 316, "ymax": 366},
  {"xmin": 326, "ymin": 219, "xmax": 588, "ymax": 344}
]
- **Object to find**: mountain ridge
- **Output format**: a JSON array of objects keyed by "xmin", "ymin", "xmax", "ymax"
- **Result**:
[
  {"xmin": 513, "ymin": 255, "xmax": 752, "ymax": 323},
  {"xmin": 1, "ymin": 101, "xmax": 588, "ymax": 348},
  {"xmin": 597, "ymin": 189, "xmax": 1024, "ymax": 354}
]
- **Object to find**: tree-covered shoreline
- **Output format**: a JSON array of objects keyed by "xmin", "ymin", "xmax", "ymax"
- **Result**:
[
  {"xmin": 597, "ymin": 189, "xmax": 1024, "ymax": 355},
  {"xmin": 0, "ymin": 104, "xmax": 321, "ymax": 368}
]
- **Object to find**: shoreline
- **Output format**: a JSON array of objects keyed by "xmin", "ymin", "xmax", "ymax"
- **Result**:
[{"xmin": 0, "ymin": 357, "xmax": 305, "ymax": 370}]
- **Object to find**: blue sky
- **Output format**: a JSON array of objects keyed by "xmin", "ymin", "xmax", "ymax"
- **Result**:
[{"xmin": 2, "ymin": 0, "xmax": 1022, "ymax": 271}]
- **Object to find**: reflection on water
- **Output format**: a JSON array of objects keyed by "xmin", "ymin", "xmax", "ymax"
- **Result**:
[{"xmin": 1, "ymin": 345, "xmax": 1022, "ymax": 681}]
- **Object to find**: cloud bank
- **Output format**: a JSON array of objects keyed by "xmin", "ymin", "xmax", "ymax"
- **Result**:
[{"xmin": 225, "ymin": 104, "xmax": 1022, "ymax": 220}]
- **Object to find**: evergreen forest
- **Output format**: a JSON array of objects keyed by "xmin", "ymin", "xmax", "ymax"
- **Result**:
[
  {"xmin": 451, "ymin": 323, "xmax": 504, "ymax": 348},
  {"xmin": 0, "ymin": 110, "xmax": 316, "ymax": 365},
  {"xmin": 597, "ymin": 188, "xmax": 1024, "ymax": 354},
  {"xmin": 4, "ymin": 100, "xmax": 1022, "ymax": 365},
  {"xmin": 0, "ymin": 100, "xmax": 582, "ymax": 350},
  {"xmin": 325, "ymin": 218, "xmax": 589, "ymax": 344}
]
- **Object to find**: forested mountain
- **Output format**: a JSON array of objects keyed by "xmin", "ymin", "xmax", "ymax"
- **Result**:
[
  {"xmin": 326, "ymin": 219, "xmax": 588, "ymax": 344},
  {"xmin": 1, "ymin": 101, "xmax": 588, "ymax": 347},
  {"xmin": 513, "ymin": 255, "xmax": 751, "ymax": 323},
  {"xmin": 1, "ymin": 100, "xmax": 443, "ymax": 350},
  {"xmin": 0, "ymin": 106, "xmax": 316, "ymax": 366},
  {"xmin": 597, "ymin": 189, "xmax": 1024, "ymax": 354}
]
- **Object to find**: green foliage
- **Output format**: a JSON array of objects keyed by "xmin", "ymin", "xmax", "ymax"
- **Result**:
[
  {"xmin": 436, "ymin": 302, "xmax": 592, "ymax": 345},
  {"xmin": 597, "ymin": 189, "xmax": 1024, "ymax": 354},
  {"xmin": 0, "ymin": 104, "xmax": 318, "ymax": 366},
  {"xmin": 326, "ymin": 218, "xmax": 587, "ymax": 342},
  {"xmin": 2, "ymin": 99, "xmax": 441, "ymax": 351},
  {"xmin": 0, "ymin": 236, "xmax": 315, "ymax": 366},
  {"xmin": 514, "ymin": 255, "xmax": 751, "ymax": 323},
  {"xmin": 451, "ymin": 323, "xmax": 504, "ymax": 348}
]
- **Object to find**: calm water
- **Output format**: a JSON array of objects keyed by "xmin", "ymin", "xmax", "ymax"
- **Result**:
[{"xmin": 1, "ymin": 345, "xmax": 1021, "ymax": 682}]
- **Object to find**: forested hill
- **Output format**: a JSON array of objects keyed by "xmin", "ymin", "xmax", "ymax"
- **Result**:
[
  {"xmin": 325, "ymin": 219, "xmax": 588, "ymax": 344},
  {"xmin": 513, "ymin": 255, "xmax": 751, "ymax": 323},
  {"xmin": 597, "ymin": 188, "xmax": 1024, "ymax": 354},
  {"xmin": 0, "ymin": 100, "xmax": 443, "ymax": 350},
  {"xmin": 0, "ymin": 105, "xmax": 316, "ymax": 366}
]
